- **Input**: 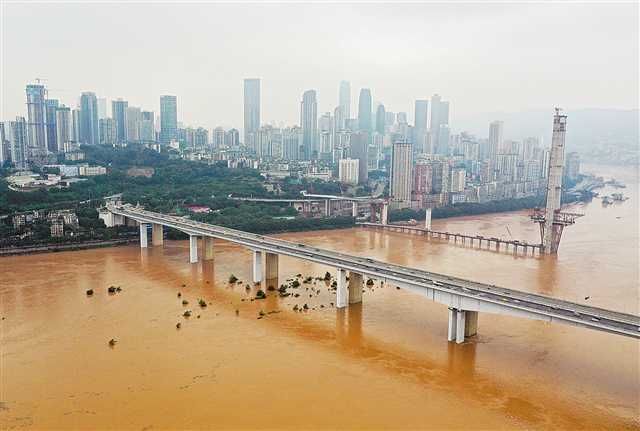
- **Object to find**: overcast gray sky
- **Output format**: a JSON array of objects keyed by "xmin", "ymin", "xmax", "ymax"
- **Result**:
[{"xmin": 1, "ymin": 2, "xmax": 638, "ymax": 131}]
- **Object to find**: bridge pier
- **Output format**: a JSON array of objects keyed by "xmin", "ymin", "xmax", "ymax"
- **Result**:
[
  {"xmin": 189, "ymin": 235, "xmax": 198, "ymax": 263},
  {"xmin": 152, "ymin": 223, "xmax": 163, "ymax": 246},
  {"xmin": 253, "ymin": 250, "xmax": 262, "ymax": 283},
  {"xmin": 265, "ymin": 252, "xmax": 279, "ymax": 280},
  {"xmin": 324, "ymin": 200, "xmax": 331, "ymax": 217},
  {"xmin": 203, "ymin": 237, "xmax": 214, "ymax": 261},
  {"xmin": 336, "ymin": 268, "xmax": 348, "ymax": 308},
  {"xmin": 352, "ymin": 202, "xmax": 358, "ymax": 217},
  {"xmin": 348, "ymin": 272, "xmax": 363, "ymax": 304},
  {"xmin": 448, "ymin": 308, "xmax": 478, "ymax": 344},
  {"xmin": 381, "ymin": 202, "xmax": 389, "ymax": 225},
  {"xmin": 425, "ymin": 208, "xmax": 432, "ymax": 230},
  {"xmin": 139, "ymin": 223, "xmax": 149, "ymax": 248}
]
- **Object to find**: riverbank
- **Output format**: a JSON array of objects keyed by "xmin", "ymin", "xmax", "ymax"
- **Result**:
[{"xmin": 0, "ymin": 238, "xmax": 138, "ymax": 256}]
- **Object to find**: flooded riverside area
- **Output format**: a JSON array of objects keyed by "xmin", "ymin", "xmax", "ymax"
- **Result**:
[{"xmin": 1, "ymin": 166, "xmax": 638, "ymax": 430}]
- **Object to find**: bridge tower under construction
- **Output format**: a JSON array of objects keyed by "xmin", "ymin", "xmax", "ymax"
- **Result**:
[{"xmin": 531, "ymin": 108, "xmax": 582, "ymax": 254}]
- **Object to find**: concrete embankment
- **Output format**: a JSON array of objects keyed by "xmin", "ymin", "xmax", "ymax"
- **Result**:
[{"xmin": 0, "ymin": 238, "xmax": 137, "ymax": 256}]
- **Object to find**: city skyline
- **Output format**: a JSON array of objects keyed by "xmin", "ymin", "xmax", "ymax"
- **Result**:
[{"xmin": 2, "ymin": 3, "xmax": 638, "ymax": 129}]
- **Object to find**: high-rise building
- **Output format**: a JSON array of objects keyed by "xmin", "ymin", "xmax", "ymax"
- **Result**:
[
  {"xmin": 243, "ymin": 79, "xmax": 260, "ymax": 147},
  {"xmin": 55, "ymin": 105, "xmax": 71, "ymax": 152},
  {"xmin": 71, "ymin": 109, "xmax": 81, "ymax": 143},
  {"xmin": 488, "ymin": 120, "xmax": 504, "ymax": 163},
  {"xmin": 212, "ymin": 127, "xmax": 225, "ymax": 149},
  {"xmin": 225, "ymin": 128, "xmax": 239, "ymax": 147},
  {"xmin": 565, "ymin": 152, "xmax": 580, "ymax": 182},
  {"xmin": 349, "ymin": 131, "xmax": 369, "ymax": 184},
  {"xmin": 140, "ymin": 111, "xmax": 155, "ymax": 142},
  {"xmin": 8, "ymin": 117, "xmax": 28, "ymax": 169},
  {"xmin": 125, "ymin": 106, "xmax": 141, "ymax": 143},
  {"xmin": 375, "ymin": 105, "xmax": 386, "ymax": 134},
  {"xmin": 429, "ymin": 94, "xmax": 449, "ymax": 154},
  {"xmin": 99, "ymin": 118, "xmax": 117, "ymax": 146},
  {"xmin": 80, "ymin": 92, "xmax": 99, "ymax": 145},
  {"xmin": 111, "ymin": 99, "xmax": 128, "ymax": 143},
  {"xmin": 338, "ymin": 158, "xmax": 359, "ymax": 185},
  {"xmin": 390, "ymin": 141, "xmax": 413, "ymax": 206},
  {"xmin": 25, "ymin": 83, "xmax": 48, "ymax": 154},
  {"xmin": 300, "ymin": 89, "xmax": 317, "ymax": 160},
  {"xmin": 0, "ymin": 122, "xmax": 6, "ymax": 164},
  {"xmin": 414, "ymin": 100, "xmax": 429, "ymax": 153},
  {"xmin": 160, "ymin": 95, "xmax": 177, "ymax": 143},
  {"xmin": 45, "ymin": 99, "xmax": 59, "ymax": 152},
  {"xmin": 357, "ymin": 88, "xmax": 372, "ymax": 132},
  {"xmin": 282, "ymin": 126, "xmax": 302, "ymax": 160},
  {"xmin": 338, "ymin": 81, "xmax": 351, "ymax": 129},
  {"xmin": 97, "ymin": 98, "xmax": 107, "ymax": 119}
]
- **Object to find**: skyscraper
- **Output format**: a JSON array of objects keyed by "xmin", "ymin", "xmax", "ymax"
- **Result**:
[
  {"xmin": 349, "ymin": 131, "xmax": 369, "ymax": 184},
  {"xmin": 8, "ymin": 117, "xmax": 28, "ymax": 169},
  {"xmin": 488, "ymin": 120, "xmax": 504, "ymax": 163},
  {"xmin": 71, "ymin": 109, "xmax": 81, "ymax": 143},
  {"xmin": 25, "ymin": 83, "xmax": 48, "ymax": 154},
  {"xmin": 300, "ymin": 90, "xmax": 317, "ymax": 160},
  {"xmin": 140, "ymin": 111, "xmax": 155, "ymax": 142},
  {"xmin": 97, "ymin": 98, "xmax": 107, "ymax": 119},
  {"xmin": 390, "ymin": 141, "xmax": 413, "ymax": 207},
  {"xmin": 243, "ymin": 79, "xmax": 260, "ymax": 147},
  {"xmin": 80, "ymin": 92, "xmax": 99, "ymax": 145},
  {"xmin": 160, "ymin": 95, "xmax": 177, "ymax": 143},
  {"xmin": 45, "ymin": 99, "xmax": 59, "ymax": 152},
  {"xmin": 55, "ymin": 105, "xmax": 71, "ymax": 152},
  {"xmin": 414, "ymin": 100, "xmax": 429, "ymax": 152},
  {"xmin": 429, "ymin": 94, "xmax": 449, "ymax": 154},
  {"xmin": 375, "ymin": 105, "xmax": 386, "ymax": 134},
  {"xmin": 111, "ymin": 99, "xmax": 128, "ymax": 143},
  {"xmin": 357, "ymin": 88, "xmax": 372, "ymax": 133},
  {"xmin": 338, "ymin": 81, "xmax": 351, "ymax": 129},
  {"xmin": 99, "ymin": 118, "xmax": 117, "ymax": 146},
  {"xmin": 126, "ymin": 106, "xmax": 142, "ymax": 143}
]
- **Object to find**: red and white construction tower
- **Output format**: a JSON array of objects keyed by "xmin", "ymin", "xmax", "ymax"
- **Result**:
[{"xmin": 531, "ymin": 108, "xmax": 582, "ymax": 254}]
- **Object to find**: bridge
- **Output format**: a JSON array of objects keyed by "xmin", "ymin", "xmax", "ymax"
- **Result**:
[{"xmin": 101, "ymin": 203, "xmax": 640, "ymax": 344}]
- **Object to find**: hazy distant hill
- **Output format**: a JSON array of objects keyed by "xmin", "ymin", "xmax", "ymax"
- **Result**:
[{"xmin": 455, "ymin": 109, "xmax": 639, "ymax": 151}]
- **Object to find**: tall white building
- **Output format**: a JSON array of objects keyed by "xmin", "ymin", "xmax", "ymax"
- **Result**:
[
  {"xmin": 390, "ymin": 141, "xmax": 413, "ymax": 206},
  {"xmin": 243, "ymin": 78, "xmax": 260, "ymax": 147},
  {"xmin": 126, "ymin": 106, "xmax": 141, "ymax": 143},
  {"xmin": 488, "ymin": 120, "xmax": 504, "ymax": 162},
  {"xmin": 429, "ymin": 94, "xmax": 449, "ymax": 154},
  {"xmin": 55, "ymin": 106, "xmax": 71, "ymax": 151},
  {"xmin": 25, "ymin": 83, "xmax": 48, "ymax": 154},
  {"xmin": 300, "ymin": 89, "xmax": 318, "ymax": 160},
  {"xmin": 339, "ymin": 158, "xmax": 359, "ymax": 185},
  {"xmin": 338, "ymin": 81, "xmax": 351, "ymax": 129}
]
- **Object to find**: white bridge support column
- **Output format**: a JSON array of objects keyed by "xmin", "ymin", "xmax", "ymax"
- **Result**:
[
  {"xmin": 352, "ymin": 202, "xmax": 358, "ymax": 217},
  {"xmin": 336, "ymin": 268, "xmax": 348, "ymax": 308},
  {"xmin": 152, "ymin": 223, "xmax": 164, "ymax": 246},
  {"xmin": 203, "ymin": 237, "xmax": 214, "ymax": 261},
  {"xmin": 448, "ymin": 308, "xmax": 479, "ymax": 344},
  {"xmin": 425, "ymin": 208, "xmax": 432, "ymax": 230},
  {"xmin": 265, "ymin": 252, "xmax": 279, "ymax": 280},
  {"xmin": 325, "ymin": 200, "xmax": 331, "ymax": 217},
  {"xmin": 139, "ymin": 223, "xmax": 149, "ymax": 248},
  {"xmin": 253, "ymin": 250, "xmax": 263, "ymax": 283},
  {"xmin": 348, "ymin": 272, "xmax": 363, "ymax": 304},
  {"xmin": 189, "ymin": 235, "xmax": 198, "ymax": 263},
  {"xmin": 381, "ymin": 202, "xmax": 389, "ymax": 225}
]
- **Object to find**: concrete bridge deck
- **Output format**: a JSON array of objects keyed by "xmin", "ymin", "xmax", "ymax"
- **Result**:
[{"xmin": 106, "ymin": 204, "xmax": 640, "ymax": 343}]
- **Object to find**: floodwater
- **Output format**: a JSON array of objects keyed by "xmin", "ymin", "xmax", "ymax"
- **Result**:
[{"xmin": 1, "ymin": 165, "xmax": 638, "ymax": 430}]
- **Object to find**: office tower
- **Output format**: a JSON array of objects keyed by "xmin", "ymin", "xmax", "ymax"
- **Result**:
[
  {"xmin": 55, "ymin": 105, "xmax": 71, "ymax": 152},
  {"xmin": 339, "ymin": 159, "xmax": 359, "ymax": 185},
  {"xmin": 160, "ymin": 95, "xmax": 177, "ymax": 143},
  {"xmin": 488, "ymin": 120, "xmax": 504, "ymax": 162},
  {"xmin": 436, "ymin": 125, "xmax": 450, "ymax": 155},
  {"xmin": 414, "ymin": 100, "xmax": 429, "ymax": 152},
  {"xmin": 97, "ymin": 98, "xmax": 107, "ymax": 119},
  {"xmin": 8, "ymin": 117, "xmax": 28, "ymax": 169},
  {"xmin": 99, "ymin": 118, "xmax": 117, "ymax": 146},
  {"xmin": 79, "ymin": 92, "xmax": 99, "ymax": 145},
  {"xmin": 349, "ymin": 131, "xmax": 368, "ymax": 184},
  {"xmin": 25, "ymin": 83, "xmax": 48, "ymax": 153},
  {"xmin": 45, "ymin": 99, "xmax": 59, "ymax": 152},
  {"xmin": 0, "ymin": 123, "xmax": 5, "ymax": 163},
  {"xmin": 390, "ymin": 141, "xmax": 413, "ymax": 206},
  {"xmin": 243, "ymin": 78, "xmax": 260, "ymax": 147},
  {"xmin": 140, "ymin": 111, "xmax": 155, "ymax": 142},
  {"xmin": 125, "ymin": 106, "xmax": 141, "ymax": 142},
  {"xmin": 338, "ymin": 81, "xmax": 351, "ymax": 129},
  {"xmin": 111, "ymin": 99, "xmax": 128, "ymax": 143},
  {"xmin": 300, "ymin": 89, "xmax": 317, "ymax": 160},
  {"xmin": 429, "ymin": 94, "xmax": 449, "ymax": 154},
  {"xmin": 375, "ymin": 105, "xmax": 386, "ymax": 134},
  {"xmin": 357, "ymin": 88, "xmax": 372, "ymax": 132},
  {"xmin": 194, "ymin": 127, "xmax": 209, "ymax": 149},
  {"xmin": 212, "ymin": 127, "xmax": 225, "ymax": 149},
  {"xmin": 282, "ymin": 126, "xmax": 302, "ymax": 160}
]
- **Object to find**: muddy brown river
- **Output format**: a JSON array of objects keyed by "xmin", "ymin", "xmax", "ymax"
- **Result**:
[{"xmin": 1, "ymin": 165, "xmax": 638, "ymax": 430}]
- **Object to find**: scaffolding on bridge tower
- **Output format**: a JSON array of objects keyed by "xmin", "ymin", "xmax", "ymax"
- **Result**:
[{"xmin": 531, "ymin": 108, "xmax": 583, "ymax": 254}]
